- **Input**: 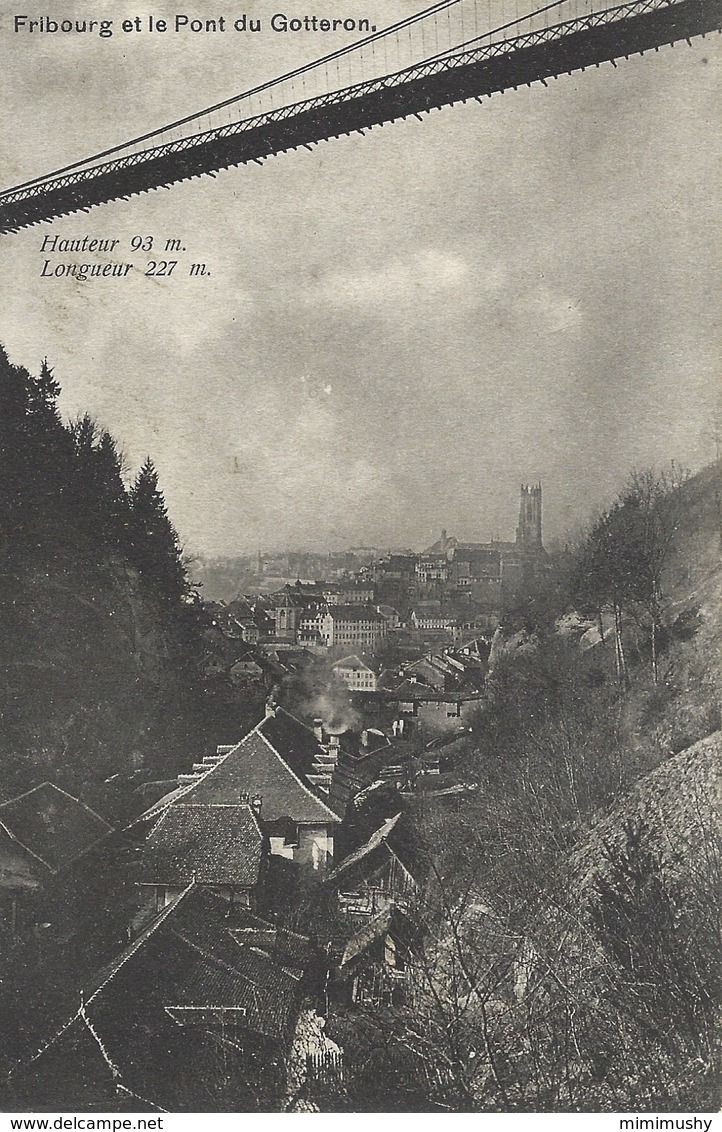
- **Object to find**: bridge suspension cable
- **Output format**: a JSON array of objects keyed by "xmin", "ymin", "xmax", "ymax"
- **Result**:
[
  {"xmin": 4, "ymin": 0, "xmax": 470, "ymax": 195},
  {"xmin": 1, "ymin": 0, "xmax": 718, "ymax": 231}
]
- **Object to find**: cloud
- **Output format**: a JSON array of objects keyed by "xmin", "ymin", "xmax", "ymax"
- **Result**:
[{"xmin": 309, "ymin": 248, "xmax": 470, "ymax": 311}]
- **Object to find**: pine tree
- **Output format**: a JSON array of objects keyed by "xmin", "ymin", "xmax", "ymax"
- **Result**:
[
  {"xmin": 94, "ymin": 431, "xmax": 131, "ymax": 546},
  {"xmin": 0, "ymin": 350, "xmax": 73, "ymax": 566},
  {"xmin": 66, "ymin": 416, "xmax": 131, "ymax": 547},
  {"xmin": 28, "ymin": 358, "xmax": 63, "ymax": 431},
  {"xmin": 129, "ymin": 458, "xmax": 187, "ymax": 604}
]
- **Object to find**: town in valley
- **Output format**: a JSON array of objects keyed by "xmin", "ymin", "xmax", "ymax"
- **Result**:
[{"xmin": 0, "ymin": 367, "xmax": 719, "ymax": 1112}]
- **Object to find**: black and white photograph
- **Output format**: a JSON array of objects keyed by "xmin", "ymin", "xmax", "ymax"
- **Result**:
[{"xmin": 0, "ymin": 0, "xmax": 720, "ymax": 1114}]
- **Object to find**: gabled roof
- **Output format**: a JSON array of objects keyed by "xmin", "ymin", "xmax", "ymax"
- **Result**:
[
  {"xmin": 136, "ymin": 709, "xmax": 341, "ymax": 828},
  {"xmin": 184, "ymin": 721, "xmax": 340, "ymax": 825},
  {"xmin": 225, "ymin": 597, "xmax": 256, "ymax": 620},
  {"xmin": 0, "ymin": 783, "xmax": 112, "ymax": 874},
  {"xmin": 327, "ymin": 809, "xmax": 428, "ymax": 891},
  {"xmin": 326, "ymin": 813, "xmax": 403, "ymax": 884},
  {"xmin": 142, "ymin": 804, "xmax": 262, "ymax": 887},
  {"xmin": 7, "ymin": 886, "xmax": 305, "ymax": 1111},
  {"xmin": 257, "ymin": 706, "xmax": 330, "ymax": 780},
  {"xmin": 333, "ymin": 654, "xmax": 375, "ymax": 673},
  {"xmin": 391, "ymin": 679, "xmax": 448, "ymax": 702},
  {"xmin": 92, "ymin": 886, "xmax": 302, "ymax": 1043},
  {"xmin": 339, "ymin": 905, "xmax": 417, "ymax": 968}
]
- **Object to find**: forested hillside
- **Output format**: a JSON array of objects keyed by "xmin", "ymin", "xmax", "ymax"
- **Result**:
[
  {"xmin": 326, "ymin": 461, "xmax": 721, "ymax": 1112},
  {"xmin": 0, "ymin": 344, "xmax": 263, "ymax": 815}
]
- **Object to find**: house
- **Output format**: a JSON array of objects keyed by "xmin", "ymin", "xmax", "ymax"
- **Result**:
[
  {"xmin": 5, "ymin": 885, "xmax": 309, "ymax": 1112},
  {"xmin": 323, "ymin": 813, "xmax": 422, "ymax": 918},
  {"xmin": 415, "ymin": 553, "xmax": 449, "ymax": 588},
  {"xmin": 0, "ymin": 783, "xmax": 112, "ymax": 934},
  {"xmin": 376, "ymin": 604, "xmax": 401, "ymax": 629},
  {"xmin": 332, "ymin": 654, "xmax": 378, "ymax": 693},
  {"xmin": 331, "ymin": 905, "xmax": 417, "ymax": 1007},
  {"xmin": 400, "ymin": 650, "xmax": 487, "ymax": 695},
  {"xmin": 140, "ymin": 803, "xmax": 263, "ymax": 911},
  {"xmin": 140, "ymin": 707, "xmax": 341, "ymax": 872},
  {"xmin": 318, "ymin": 605, "xmax": 388, "ymax": 650},
  {"xmin": 327, "ymin": 732, "xmax": 406, "ymax": 820},
  {"xmin": 383, "ymin": 679, "xmax": 483, "ymax": 733},
  {"xmin": 336, "ymin": 581, "xmax": 376, "ymax": 604},
  {"xmin": 401, "ymin": 655, "xmax": 451, "ymax": 691},
  {"xmin": 449, "ymin": 545, "xmax": 505, "ymax": 604},
  {"xmin": 223, "ymin": 598, "xmax": 264, "ymax": 643},
  {"xmin": 410, "ymin": 604, "xmax": 458, "ymax": 633},
  {"xmin": 230, "ymin": 655, "xmax": 264, "ymax": 682}
]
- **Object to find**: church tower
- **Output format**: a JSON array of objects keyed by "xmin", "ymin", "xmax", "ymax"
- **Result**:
[{"xmin": 516, "ymin": 483, "xmax": 543, "ymax": 550}]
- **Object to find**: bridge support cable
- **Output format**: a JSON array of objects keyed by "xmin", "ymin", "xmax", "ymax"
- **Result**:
[{"xmin": 0, "ymin": 0, "xmax": 719, "ymax": 233}]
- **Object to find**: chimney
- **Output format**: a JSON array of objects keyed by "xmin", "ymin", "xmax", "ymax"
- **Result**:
[
  {"xmin": 313, "ymin": 718, "xmax": 324, "ymax": 743},
  {"xmin": 239, "ymin": 790, "xmax": 250, "ymax": 805},
  {"xmin": 361, "ymin": 730, "xmax": 369, "ymax": 748},
  {"xmin": 250, "ymin": 793, "xmax": 262, "ymax": 816}
]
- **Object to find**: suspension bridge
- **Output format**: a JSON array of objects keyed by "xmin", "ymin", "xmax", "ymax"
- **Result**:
[{"xmin": 0, "ymin": 0, "xmax": 718, "ymax": 234}]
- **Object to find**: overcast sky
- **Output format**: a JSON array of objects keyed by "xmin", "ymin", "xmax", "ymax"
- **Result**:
[{"xmin": 1, "ymin": 0, "xmax": 719, "ymax": 556}]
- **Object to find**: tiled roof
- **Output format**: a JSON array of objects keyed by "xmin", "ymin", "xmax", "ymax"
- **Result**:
[
  {"xmin": 0, "ymin": 783, "xmax": 112, "ymax": 874},
  {"xmin": 8, "ymin": 886, "xmax": 306, "ymax": 1110},
  {"xmin": 142, "ymin": 804, "xmax": 262, "ymax": 887},
  {"xmin": 257, "ymin": 707, "xmax": 328, "ymax": 781},
  {"xmin": 322, "ymin": 605, "xmax": 387, "ymax": 622},
  {"xmin": 184, "ymin": 720, "xmax": 340, "ymax": 824},
  {"xmin": 136, "ymin": 709, "xmax": 340, "ymax": 829},
  {"xmin": 101, "ymin": 887, "xmax": 301, "ymax": 1042}
]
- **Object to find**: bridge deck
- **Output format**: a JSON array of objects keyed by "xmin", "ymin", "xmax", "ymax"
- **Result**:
[{"xmin": 0, "ymin": 0, "xmax": 718, "ymax": 234}]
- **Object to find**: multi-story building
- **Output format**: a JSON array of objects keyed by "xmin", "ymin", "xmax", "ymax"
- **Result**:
[
  {"xmin": 332, "ymin": 654, "xmax": 379, "ymax": 692},
  {"xmin": 415, "ymin": 553, "xmax": 449, "ymax": 587},
  {"xmin": 337, "ymin": 580, "xmax": 376, "ymax": 604},
  {"xmin": 319, "ymin": 605, "xmax": 389, "ymax": 650}
]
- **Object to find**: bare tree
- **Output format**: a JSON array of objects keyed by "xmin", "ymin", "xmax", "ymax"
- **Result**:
[{"xmin": 573, "ymin": 464, "xmax": 690, "ymax": 685}]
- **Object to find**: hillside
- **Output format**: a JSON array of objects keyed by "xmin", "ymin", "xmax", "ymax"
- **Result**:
[
  {"xmin": 347, "ymin": 462, "xmax": 722, "ymax": 1112},
  {"xmin": 571, "ymin": 730, "xmax": 721, "ymax": 891},
  {"xmin": 0, "ymin": 345, "xmax": 263, "ymax": 817}
]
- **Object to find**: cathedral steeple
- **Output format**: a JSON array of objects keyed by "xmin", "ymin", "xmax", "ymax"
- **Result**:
[{"xmin": 516, "ymin": 483, "xmax": 542, "ymax": 549}]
